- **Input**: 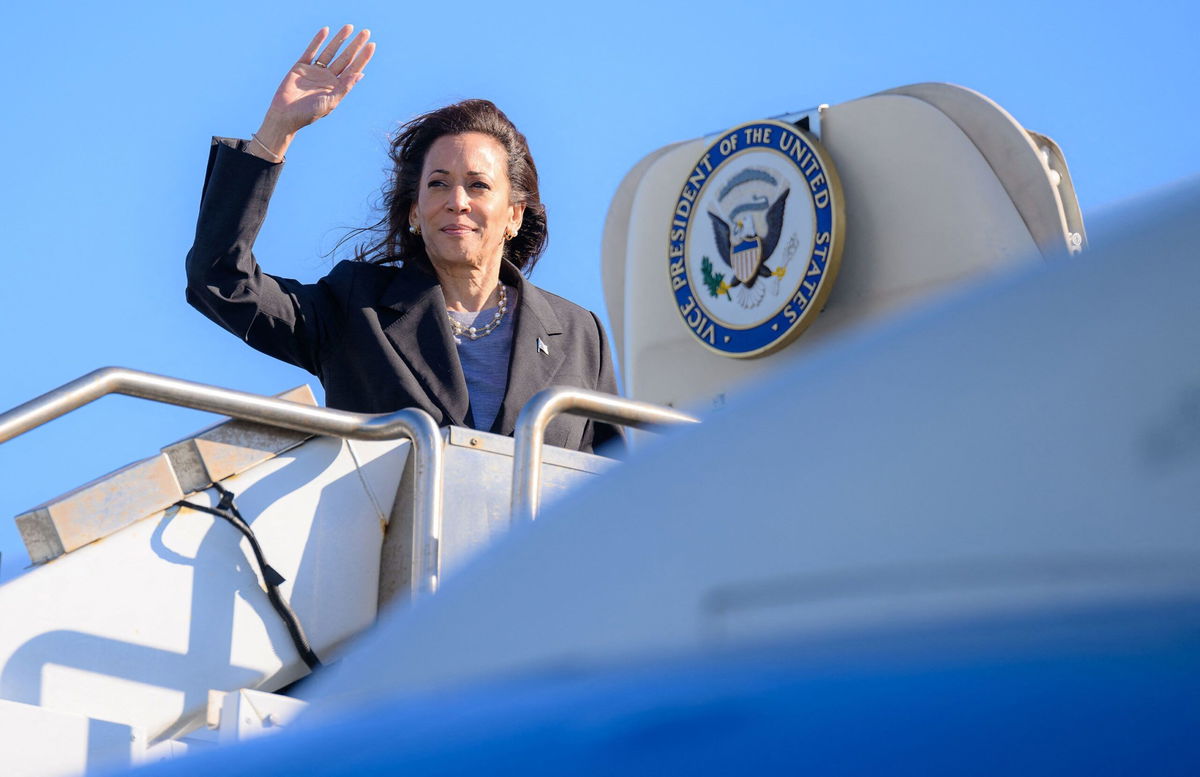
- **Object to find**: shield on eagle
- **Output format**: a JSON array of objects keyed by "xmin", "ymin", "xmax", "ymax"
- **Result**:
[{"xmin": 731, "ymin": 235, "xmax": 762, "ymax": 283}]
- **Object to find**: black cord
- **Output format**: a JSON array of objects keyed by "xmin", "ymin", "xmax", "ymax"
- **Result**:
[{"xmin": 177, "ymin": 483, "xmax": 323, "ymax": 671}]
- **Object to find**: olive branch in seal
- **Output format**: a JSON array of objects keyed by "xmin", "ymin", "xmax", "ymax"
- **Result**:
[{"xmin": 701, "ymin": 257, "xmax": 731, "ymax": 300}]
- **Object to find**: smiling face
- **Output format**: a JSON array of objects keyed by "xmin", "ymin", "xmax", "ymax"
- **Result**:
[{"xmin": 409, "ymin": 132, "xmax": 525, "ymax": 275}]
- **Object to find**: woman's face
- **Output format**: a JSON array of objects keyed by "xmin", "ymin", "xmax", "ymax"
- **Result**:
[{"xmin": 410, "ymin": 132, "xmax": 525, "ymax": 274}]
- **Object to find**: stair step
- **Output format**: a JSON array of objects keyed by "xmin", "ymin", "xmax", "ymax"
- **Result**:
[
  {"xmin": 16, "ymin": 454, "xmax": 182, "ymax": 564},
  {"xmin": 162, "ymin": 385, "xmax": 316, "ymax": 494},
  {"xmin": 14, "ymin": 385, "xmax": 316, "ymax": 564}
]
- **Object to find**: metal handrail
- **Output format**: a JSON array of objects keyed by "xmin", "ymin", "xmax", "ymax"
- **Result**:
[
  {"xmin": 0, "ymin": 367, "xmax": 446, "ymax": 595},
  {"xmin": 1, "ymin": 373, "xmax": 699, "ymax": 588},
  {"xmin": 510, "ymin": 386, "xmax": 699, "ymax": 522}
]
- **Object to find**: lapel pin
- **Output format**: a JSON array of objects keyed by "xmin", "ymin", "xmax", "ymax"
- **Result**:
[{"xmin": 537, "ymin": 337, "xmax": 549, "ymax": 356}]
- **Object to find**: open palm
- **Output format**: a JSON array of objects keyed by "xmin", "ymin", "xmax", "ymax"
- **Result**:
[{"xmin": 267, "ymin": 26, "xmax": 375, "ymax": 134}]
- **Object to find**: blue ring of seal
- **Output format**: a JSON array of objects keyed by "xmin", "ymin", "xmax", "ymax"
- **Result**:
[{"xmin": 668, "ymin": 120, "xmax": 837, "ymax": 357}]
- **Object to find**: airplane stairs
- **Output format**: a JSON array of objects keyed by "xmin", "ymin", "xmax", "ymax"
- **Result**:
[{"xmin": 0, "ymin": 370, "xmax": 692, "ymax": 776}]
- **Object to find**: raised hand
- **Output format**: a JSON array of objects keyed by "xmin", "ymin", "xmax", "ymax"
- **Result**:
[{"xmin": 251, "ymin": 25, "xmax": 376, "ymax": 161}]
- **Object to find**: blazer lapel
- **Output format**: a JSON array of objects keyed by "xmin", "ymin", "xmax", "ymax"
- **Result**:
[
  {"xmin": 493, "ymin": 267, "xmax": 566, "ymax": 435},
  {"xmin": 378, "ymin": 264, "xmax": 472, "ymax": 427}
]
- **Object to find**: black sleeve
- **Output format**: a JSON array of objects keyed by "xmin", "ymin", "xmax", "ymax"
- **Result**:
[
  {"xmin": 184, "ymin": 138, "xmax": 343, "ymax": 376},
  {"xmin": 584, "ymin": 310, "xmax": 627, "ymax": 456}
]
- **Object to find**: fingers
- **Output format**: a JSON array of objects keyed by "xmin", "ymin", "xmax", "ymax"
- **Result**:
[
  {"xmin": 350, "ymin": 41, "xmax": 376, "ymax": 77},
  {"xmin": 297, "ymin": 27, "xmax": 329, "ymax": 66},
  {"xmin": 313, "ymin": 23, "xmax": 353, "ymax": 67},
  {"xmin": 330, "ymin": 28, "xmax": 371, "ymax": 75},
  {"xmin": 341, "ymin": 42, "xmax": 376, "ymax": 92}
]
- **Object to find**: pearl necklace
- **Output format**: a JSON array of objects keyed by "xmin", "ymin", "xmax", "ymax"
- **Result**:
[{"xmin": 448, "ymin": 285, "xmax": 508, "ymax": 341}]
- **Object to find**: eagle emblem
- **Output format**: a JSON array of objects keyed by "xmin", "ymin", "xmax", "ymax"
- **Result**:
[{"xmin": 706, "ymin": 168, "xmax": 790, "ymax": 309}]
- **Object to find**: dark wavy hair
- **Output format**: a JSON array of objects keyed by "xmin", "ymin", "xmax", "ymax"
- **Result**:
[{"xmin": 348, "ymin": 99, "xmax": 548, "ymax": 275}]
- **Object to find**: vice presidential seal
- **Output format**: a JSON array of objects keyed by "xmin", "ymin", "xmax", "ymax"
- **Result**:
[{"xmin": 667, "ymin": 119, "xmax": 844, "ymax": 358}]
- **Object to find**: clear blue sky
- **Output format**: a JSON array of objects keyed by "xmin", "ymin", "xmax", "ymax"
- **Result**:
[{"xmin": 2, "ymin": 0, "xmax": 1197, "ymax": 581}]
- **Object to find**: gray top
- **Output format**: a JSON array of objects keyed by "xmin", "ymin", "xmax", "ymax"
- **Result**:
[{"xmin": 447, "ymin": 287, "xmax": 516, "ymax": 432}]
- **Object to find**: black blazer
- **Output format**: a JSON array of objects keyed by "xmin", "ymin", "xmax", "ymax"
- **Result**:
[{"xmin": 186, "ymin": 139, "xmax": 622, "ymax": 453}]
